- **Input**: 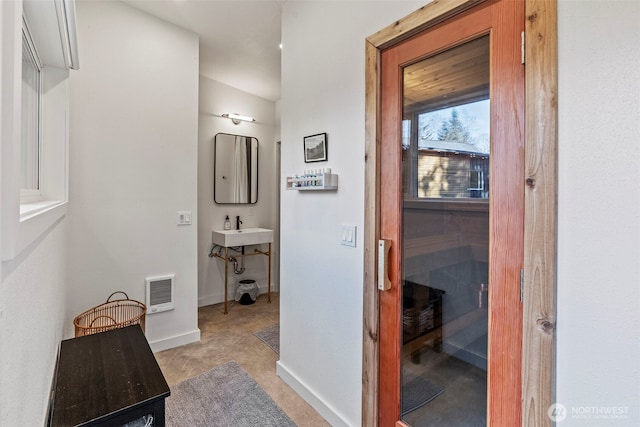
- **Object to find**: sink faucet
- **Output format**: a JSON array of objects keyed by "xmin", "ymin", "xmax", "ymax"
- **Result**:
[{"xmin": 236, "ymin": 216, "xmax": 243, "ymax": 230}]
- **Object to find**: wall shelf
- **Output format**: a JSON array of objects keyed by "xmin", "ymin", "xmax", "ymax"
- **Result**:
[{"xmin": 286, "ymin": 171, "xmax": 338, "ymax": 191}]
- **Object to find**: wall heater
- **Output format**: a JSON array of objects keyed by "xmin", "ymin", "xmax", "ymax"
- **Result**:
[{"xmin": 146, "ymin": 274, "xmax": 174, "ymax": 314}]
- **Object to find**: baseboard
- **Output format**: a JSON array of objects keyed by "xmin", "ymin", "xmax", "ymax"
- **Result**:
[
  {"xmin": 198, "ymin": 293, "xmax": 223, "ymax": 307},
  {"xmin": 198, "ymin": 282, "xmax": 275, "ymax": 307},
  {"xmin": 276, "ymin": 361, "xmax": 351, "ymax": 427},
  {"xmin": 149, "ymin": 328, "xmax": 200, "ymax": 353}
]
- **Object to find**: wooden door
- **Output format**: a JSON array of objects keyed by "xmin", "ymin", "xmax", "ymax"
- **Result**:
[{"xmin": 378, "ymin": 0, "xmax": 524, "ymax": 425}]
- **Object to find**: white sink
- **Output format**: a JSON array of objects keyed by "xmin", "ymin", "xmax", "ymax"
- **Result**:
[{"xmin": 212, "ymin": 228, "xmax": 274, "ymax": 247}]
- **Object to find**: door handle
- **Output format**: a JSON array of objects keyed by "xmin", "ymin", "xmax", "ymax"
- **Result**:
[{"xmin": 378, "ymin": 239, "xmax": 392, "ymax": 291}]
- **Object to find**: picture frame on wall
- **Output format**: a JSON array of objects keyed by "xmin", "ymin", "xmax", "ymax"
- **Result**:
[{"xmin": 303, "ymin": 133, "xmax": 328, "ymax": 163}]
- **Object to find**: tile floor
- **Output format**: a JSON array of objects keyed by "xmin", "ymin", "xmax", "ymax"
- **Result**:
[{"xmin": 154, "ymin": 293, "xmax": 330, "ymax": 427}]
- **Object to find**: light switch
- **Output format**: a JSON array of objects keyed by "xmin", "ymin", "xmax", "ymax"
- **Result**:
[
  {"xmin": 177, "ymin": 211, "xmax": 192, "ymax": 225},
  {"xmin": 341, "ymin": 225, "xmax": 357, "ymax": 247}
]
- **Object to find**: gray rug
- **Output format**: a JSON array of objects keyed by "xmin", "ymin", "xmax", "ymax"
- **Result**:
[
  {"xmin": 166, "ymin": 361, "xmax": 295, "ymax": 426},
  {"xmin": 254, "ymin": 324, "xmax": 279, "ymax": 355},
  {"xmin": 401, "ymin": 376, "xmax": 444, "ymax": 415}
]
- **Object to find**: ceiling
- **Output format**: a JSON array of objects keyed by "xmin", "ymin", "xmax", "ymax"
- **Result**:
[
  {"xmin": 123, "ymin": 0, "xmax": 284, "ymax": 101},
  {"xmin": 403, "ymin": 35, "xmax": 489, "ymax": 116}
]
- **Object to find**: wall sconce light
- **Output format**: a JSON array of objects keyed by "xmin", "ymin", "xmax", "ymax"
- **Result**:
[{"xmin": 221, "ymin": 113, "xmax": 255, "ymax": 125}]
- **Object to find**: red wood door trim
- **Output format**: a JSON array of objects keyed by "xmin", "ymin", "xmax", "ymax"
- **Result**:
[
  {"xmin": 379, "ymin": 43, "xmax": 402, "ymax": 427},
  {"xmin": 486, "ymin": 1, "xmax": 525, "ymax": 423}
]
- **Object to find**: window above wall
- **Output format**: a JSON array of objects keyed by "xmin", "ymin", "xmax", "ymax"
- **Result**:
[{"xmin": 1, "ymin": 0, "xmax": 79, "ymax": 260}]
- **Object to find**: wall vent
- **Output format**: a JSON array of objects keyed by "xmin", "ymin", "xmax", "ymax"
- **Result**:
[{"xmin": 146, "ymin": 274, "xmax": 174, "ymax": 314}]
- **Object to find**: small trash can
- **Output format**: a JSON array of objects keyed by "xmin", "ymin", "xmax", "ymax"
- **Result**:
[{"xmin": 235, "ymin": 279, "xmax": 259, "ymax": 305}]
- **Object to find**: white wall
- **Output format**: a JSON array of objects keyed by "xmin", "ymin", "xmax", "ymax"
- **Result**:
[
  {"xmin": 279, "ymin": 2, "xmax": 424, "ymax": 426},
  {"xmin": 198, "ymin": 76, "xmax": 278, "ymax": 306},
  {"xmin": 556, "ymin": 1, "xmax": 640, "ymax": 425},
  {"xmin": 0, "ymin": 1, "xmax": 69, "ymax": 424},
  {"xmin": 66, "ymin": 0, "xmax": 200, "ymax": 351},
  {"xmin": 0, "ymin": 221, "xmax": 67, "ymax": 424}
]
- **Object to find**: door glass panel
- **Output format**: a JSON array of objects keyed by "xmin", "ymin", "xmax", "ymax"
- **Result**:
[{"xmin": 401, "ymin": 35, "xmax": 490, "ymax": 426}]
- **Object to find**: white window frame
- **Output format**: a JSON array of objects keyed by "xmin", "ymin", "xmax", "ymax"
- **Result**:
[
  {"xmin": 468, "ymin": 169, "xmax": 485, "ymax": 191},
  {"xmin": 20, "ymin": 15, "xmax": 43, "ymax": 203},
  {"xmin": 1, "ymin": 0, "xmax": 77, "ymax": 260}
]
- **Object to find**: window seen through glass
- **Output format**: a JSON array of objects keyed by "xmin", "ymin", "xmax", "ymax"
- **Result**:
[{"xmin": 402, "ymin": 100, "xmax": 490, "ymax": 199}]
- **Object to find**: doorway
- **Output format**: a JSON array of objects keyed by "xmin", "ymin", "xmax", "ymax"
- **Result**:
[
  {"xmin": 380, "ymin": 1, "xmax": 524, "ymax": 424},
  {"xmin": 362, "ymin": 0, "xmax": 558, "ymax": 426}
]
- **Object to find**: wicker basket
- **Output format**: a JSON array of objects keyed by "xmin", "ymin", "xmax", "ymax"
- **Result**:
[{"xmin": 74, "ymin": 291, "xmax": 146, "ymax": 337}]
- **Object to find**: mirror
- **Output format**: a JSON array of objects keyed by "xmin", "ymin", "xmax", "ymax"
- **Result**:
[{"xmin": 214, "ymin": 133, "xmax": 259, "ymax": 204}]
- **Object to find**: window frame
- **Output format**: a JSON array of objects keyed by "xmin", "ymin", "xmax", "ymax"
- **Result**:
[
  {"xmin": 20, "ymin": 15, "xmax": 43, "ymax": 203},
  {"xmin": 468, "ymin": 169, "xmax": 485, "ymax": 191},
  {"xmin": 1, "ymin": 0, "xmax": 76, "ymax": 261}
]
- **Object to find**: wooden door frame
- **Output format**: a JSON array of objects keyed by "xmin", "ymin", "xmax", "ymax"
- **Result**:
[{"xmin": 362, "ymin": 1, "xmax": 558, "ymax": 426}]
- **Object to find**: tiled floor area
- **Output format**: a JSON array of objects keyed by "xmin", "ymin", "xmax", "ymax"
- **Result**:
[{"xmin": 154, "ymin": 293, "xmax": 330, "ymax": 427}]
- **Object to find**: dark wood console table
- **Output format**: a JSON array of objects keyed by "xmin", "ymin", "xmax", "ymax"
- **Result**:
[{"xmin": 49, "ymin": 325, "xmax": 170, "ymax": 426}]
